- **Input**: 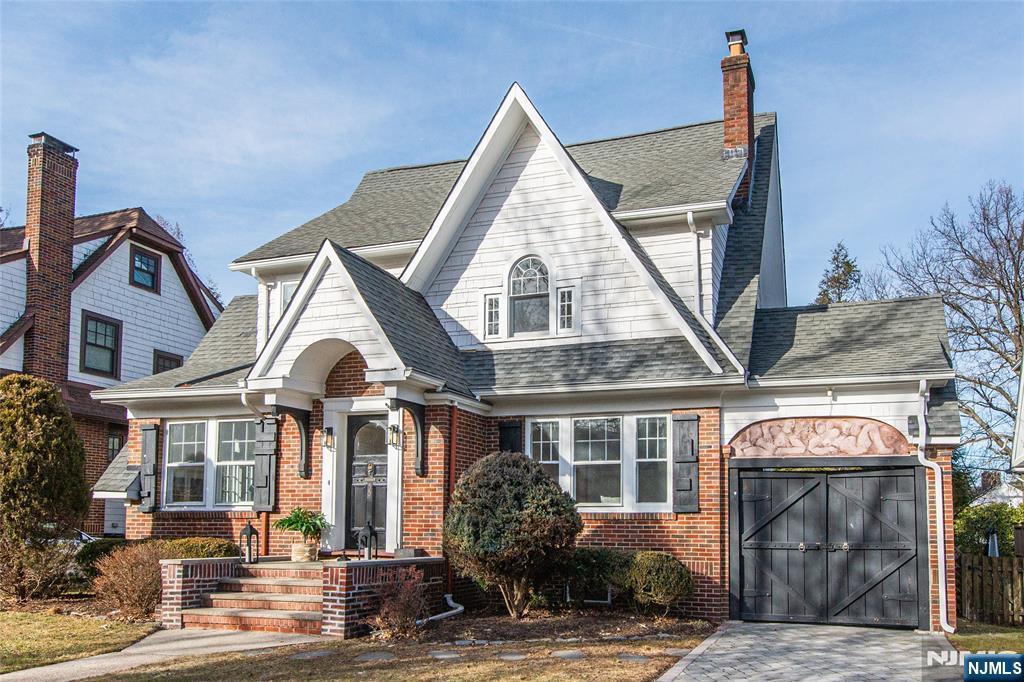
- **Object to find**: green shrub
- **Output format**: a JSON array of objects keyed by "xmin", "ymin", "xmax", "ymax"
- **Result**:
[
  {"xmin": 563, "ymin": 546, "xmax": 633, "ymax": 603},
  {"xmin": 954, "ymin": 503, "xmax": 1024, "ymax": 555},
  {"xmin": 443, "ymin": 452, "xmax": 582, "ymax": 619},
  {"xmin": 620, "ymin": 551, "xmax": 693, "ymax": 615},
  {"xmin": 163, "ymin": 537, "xmax": 239, "ymax": 559},
  {"xmin": 75, "ymin": 538, "xmax": 132, "ymax": 580},
  {"xmin": 94, "ymin": 542, "xmax": 170, "ymax": 621}
]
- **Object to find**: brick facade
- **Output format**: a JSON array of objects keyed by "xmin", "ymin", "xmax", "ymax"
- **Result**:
[
  {"xmin": 926, "ymin": 447, "xmax": 957, "ymax": 631},
  {"xmin": 721, "ymin": 48, "xmax": 755, "ymax": 205},
  {"xmin": 75, "ymin": 416, "xmax": 126, "ymax": 535}
]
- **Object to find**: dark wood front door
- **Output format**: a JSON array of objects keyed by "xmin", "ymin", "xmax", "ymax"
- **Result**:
[
  {"xmin": 345, "ymin": 415, "xmax": 388, "ymax": 549},
  {"xmin": 737, "ymin": 467, "xmax": 924, "ymax": 627}
]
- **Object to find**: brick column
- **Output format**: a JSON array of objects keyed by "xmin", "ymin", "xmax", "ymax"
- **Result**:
[
  {"xmin": 926, "ymin": 447, "xmax": 957, "ymax": 631},
  {"xmin": 159, "ymin": 557, "xmax": 239, "ymax": 629}
]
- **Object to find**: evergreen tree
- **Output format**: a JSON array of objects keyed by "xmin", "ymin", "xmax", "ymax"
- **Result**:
[{"xmin": 815, "ymin": 241, "xmax": 862, "ymax": 304}]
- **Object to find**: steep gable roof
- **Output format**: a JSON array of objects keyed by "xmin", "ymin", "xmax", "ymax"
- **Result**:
[
  {"xmin": 0, "ymin": 207, "xmax": 183, "ymax": 256},
  {"xmin": 233, "ymin": 113, "xmax": 773, "ymax": 265}
]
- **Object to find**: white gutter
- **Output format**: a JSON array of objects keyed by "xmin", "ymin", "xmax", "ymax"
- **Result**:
[
  {"xmin": 93, "ymin": 386, "xmax": 248, "ymax": 401},
  {"xmin": 612, "ymin": 200, "xmax": 733, "ymax": 225},
  {"xmin": 916, "ymin": 378, "xmax": 954, "ymax": 634},
  {"xmin": 241, "ymin": 390, "xmax": 267, "ymax": 419},
  {"xmin": 747, "ymin": 371, "xmax": 956, "ymax": 389},
  {"xmin": 474, "ymin": 375, "xmax": 746, "ymax": 397},
  {"xmin": 688, "ymin": 211, "xmax": 703, "ymax": 317},
  {"xmin": 228, "ymin": 240, "xmax": 421, "ymax": 273}
]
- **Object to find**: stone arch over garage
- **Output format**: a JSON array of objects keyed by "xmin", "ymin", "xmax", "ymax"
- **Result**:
[{"xmin": 729, "ymin": 416, "xmax": 912, "ymax": 458}]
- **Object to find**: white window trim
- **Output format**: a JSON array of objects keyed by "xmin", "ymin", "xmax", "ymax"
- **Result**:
[
  {"xmin": 213, "ymin": 419, "xmax": 257, "ymax": 507},
  {"xmin": 555, "ymin": 283, "xmax": 580, "ymax": 335},
  {"xmin": 483, "ymin": 293, "xmax": 502, "ymax": 339},
  {"xmin": 525, "ymin": 413, "xmax": 672, "ymax": 513},
  {"xmin": 481, "ymin": 255, "xmax": 582, "ymax": 343},
  {"xmin": 162, "ymin": 417, "xmax": 257, "ymax": 511}
]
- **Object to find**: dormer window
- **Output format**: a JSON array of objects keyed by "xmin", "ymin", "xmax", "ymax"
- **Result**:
[
  {"xmin": 130, "ymin": 244, "xmax": 161, "ymax": 293},
  {"xmin": 509, "ymin": 256, "xmax": 549, "ymax": 335}
]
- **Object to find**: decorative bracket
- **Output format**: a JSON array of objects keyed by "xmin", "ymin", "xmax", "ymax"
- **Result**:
[
  {"xmin": 273, "ymin": 405, "xmax": 312, "ymax": 479},
  {"xmin": 390, "ymin": 398, "xmax": 426, "ymax": 477}
]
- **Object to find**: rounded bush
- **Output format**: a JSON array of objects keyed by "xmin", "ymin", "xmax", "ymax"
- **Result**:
[
  {"xmin": 75, "ymin": 538, "xmax": 132, "ymax": 580},
  {"xmin": 954, "ymin": 503, "xmax": 1024, "ymax": 555},
  {"xmin": 563, "ymin": 546, "xmax": 633, "ymax": 602},
  {"xmin": 443, "ymin": 452, "xmax": 582, "ymax": 618},
  {"xmin": 163, "ymin": 536, "xmax": 239, "ymax": 559},
  {"xmin": 94, "ymin": 542, "xmax": 171, "ymax": 621},
  {"xmin": 621, "ymin": 551, "xmax": 693, "ymax": 615}
]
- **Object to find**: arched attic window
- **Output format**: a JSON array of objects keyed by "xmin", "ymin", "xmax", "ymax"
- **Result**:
[{"xmin": 509, "ymin": 256, "xmax": 549, "ymax": 335}]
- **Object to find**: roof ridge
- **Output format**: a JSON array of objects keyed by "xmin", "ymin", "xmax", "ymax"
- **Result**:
[
  {"xmin": 1, "ymin": 206, "xmax": 143, "ymax": 233},
  {"xmin": 361, "ymin": 111, "xmax": 780, "ymax": 177},
  {"xmin": 758, "ymin": 295, "xmax": 944, "ymax": 313}
]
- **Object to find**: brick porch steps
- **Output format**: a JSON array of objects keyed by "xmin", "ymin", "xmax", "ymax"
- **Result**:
[
  {"xmin": 201, "ymin": 591, "xmax": 322, "ymax": 612},
  {"xmin": 182, "ymin": 607, "xmax": 321, "ymax": 634},
  {"xmin": 218, "ymin": 577, "xmax": 322, "ymax": 595},
  {"xmin": 180, "ymin": 562, "xmax": 325, "ymax": 634}
]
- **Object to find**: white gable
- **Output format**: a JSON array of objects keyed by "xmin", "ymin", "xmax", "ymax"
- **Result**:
[
  {"xmin": 425, "ymin": 124, "xmax": 680, "ymax": 349},
  {"xmin": 265, "ymin": 268, "xmax": 394, "ymax": 379}
]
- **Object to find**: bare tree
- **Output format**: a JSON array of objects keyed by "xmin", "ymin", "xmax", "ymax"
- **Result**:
[
  {"xmin": 153, "ymin": 215, "xmax": 223, "ymax": 305},
  {"xmin": 815, "ymin": 241, "xmax": 862, "ymax": 304},
  {"xmin": 877, "ymin": 181, "xmax": 1022, "ymax": 465},
  {"xmin": 0, "ymin": 206, "xmax": 8, "ymax": 228}
]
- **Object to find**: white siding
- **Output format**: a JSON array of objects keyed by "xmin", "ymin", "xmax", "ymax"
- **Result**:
[
  {"xmin": 425, "ymin": 125, "xmax": 678, "ymax": 349},
  {"xmin": 632, "ymin": 225, "xmax": 700, "ymax": 316},
  {"xmin": 72, "ymin": 236, "xmax": 111, "ymax": 270},
  {"xmin": 68, "ymin": 239, "xmax": 209, "ymax": 387},
  {"xmin": 266, "ymin": 270, "xmax": 393, "ymax": 377},
  {"xmin": 721, "ymin": 384, "xmax": 921, "ymax": 444},
  {"xmin": 0, "ymin": 258, "xmax": 27, "ymax": 332},
  {"xmin": 0, "ymin": 335, "xmax": 23, "ymax": 372},
  {"xmin": 757, "ymin": 132, "xmax": 787, "ymax": 308}
]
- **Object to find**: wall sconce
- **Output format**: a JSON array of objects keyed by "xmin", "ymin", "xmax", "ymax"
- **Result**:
[
  {"xmin": 322, "ymin": 426, "xmax": 334, "ymax": 449},
  {"xmin": 388, "ymin": 424, "xmax": 404, "ymax": 450}
]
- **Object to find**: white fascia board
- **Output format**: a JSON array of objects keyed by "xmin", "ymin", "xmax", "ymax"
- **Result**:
[
  {"xmin": 93, "ymin": 386, "xmax": 246, "ymax": 402},
  {"xmin": 229, "ymin": 240, "xmax": 421, "ymax": 275},
  {"xmin": 247, "ymin": 241, "xmax": 405, "ymax": 381},
  {"xmin": 746, "ymin": 371, "xmax": 956, "ymax": 389},
  {"xmin": 613, "ymin": 201, "xmax": 733, "ymax": 226},
  {"xmin": 93, "ymin": 490, "xmax": 131, "ymax": 500},
  {"xmin": 474, "ymin": 375, "xmax": 745, "ymax": 397},
  {"xmin": 423, "ymin": 391, "xmax": 493, "ymax": 415}
]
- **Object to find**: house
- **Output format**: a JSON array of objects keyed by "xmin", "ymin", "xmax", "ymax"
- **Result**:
[
  {"xmin": 969, "ymin": 472, "xmax": 1024, "ymax": 508},
  {"xmin": 93, "ymin": 30, "xmax": 960, "ymax": 635},
  {"xmin": 0, "ymin": 133, "xmax": 222, "ymax": 537}
]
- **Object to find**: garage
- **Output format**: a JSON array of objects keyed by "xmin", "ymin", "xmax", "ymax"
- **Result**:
[{"xmin": 728, "ymin": 458, "xmax": 929, "ymax": 628}]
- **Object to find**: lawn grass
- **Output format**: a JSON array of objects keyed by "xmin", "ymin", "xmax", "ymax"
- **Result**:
[
  {"xmin": 949, "ymin": 621, "xmax": 1024, "ymax": 653},
  {"xmin": 105, "ymin": 632, "xmax": 706, "ymax": 681},
  {"xmin": 0, "ymin": 611, "xmax": 156, "ymax": 674}
]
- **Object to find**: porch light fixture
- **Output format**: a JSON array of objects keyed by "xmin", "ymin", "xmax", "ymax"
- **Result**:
[
  {"xmin": 388, "ymin": 424, "xmax": 404, "ymax": 450},
  {"xmin": 239, "ymin": 520, "xmax": 260, "ymax": 564},
  {"xmin": 322, "ymin": 427, "xmax": 334, "ymax": 450}
]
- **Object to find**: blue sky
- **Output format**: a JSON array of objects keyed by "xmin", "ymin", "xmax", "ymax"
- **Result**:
[{"xmin": 2, "ymin": 1, "xmax": 1021, "ymax": 304}]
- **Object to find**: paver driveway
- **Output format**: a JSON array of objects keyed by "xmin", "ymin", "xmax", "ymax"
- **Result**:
[{"xmin": 660, "ymin": 621, "xmax": 960, "ymax": 681}]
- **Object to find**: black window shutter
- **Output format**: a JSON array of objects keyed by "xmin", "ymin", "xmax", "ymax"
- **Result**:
[
  {"xmin": 253, "ymin": 417, "xmax": 278, "ymax": 512},
  {"xmin": 139, "ymin": 424, "xmax": 159, "ymax": 513},
  {"xmin": 498, "ymin": 420, "xmax": 523, "ymax": 453},
  {"xmin": 672, "ymin": 414, "xmax": 700, "ymax": 513}
]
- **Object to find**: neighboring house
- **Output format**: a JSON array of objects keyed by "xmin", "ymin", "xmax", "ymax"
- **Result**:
[
  {"xmin": 0, "ymin": 133, "xmax": 221, "ymax": 537},
  {"xmin": 94, "ymin": 30, "xmax": 960, "ymax": 634},
  {"xmin": 969, "ymin": 472, "xmax": 1024, "ymax": 508}
]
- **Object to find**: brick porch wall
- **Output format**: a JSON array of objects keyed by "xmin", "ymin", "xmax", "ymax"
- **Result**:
[{"xmin": 159, "ymin": 557, "xmax": 240, "ymax": 628}]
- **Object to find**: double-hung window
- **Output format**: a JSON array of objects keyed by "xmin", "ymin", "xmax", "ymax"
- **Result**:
[
  {"xmin": 129, "ymin": 244, "xmax": 161, "ymax": 293},
  {"xmin": 530, "ymin": 420, "xmax": 560, "ymax": 480},
  {"xmin": 165, "ymin": 422, "xmax": 206, "ymax": 504},
  {"xmin": 557, "ymin": 287, "xmax": 574, "ymax": 332},
  {"xmin": 635, "ymin": 417, "xmax": 669, "ymax": 503},
  {"xmin": 484, "ymin": 294, "xmax": 501, "ymax": 338},
  {"xmin": 215, "ymin": 420, "xmax": 256, "ymax": 505},
  {"xmin": 81, "ymin": 311, "xmax": 121, "ymax": 378},
  {"xmin": 572, "ymin": 417, "xmax": 621, "ymax": 505}
]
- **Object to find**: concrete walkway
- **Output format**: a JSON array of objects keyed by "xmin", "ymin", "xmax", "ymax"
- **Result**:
[
  {"xmin": 658, "ymin": 621, "xmax": 961, "ymax": 682},
  {"xmin": 0, "ymin": 627, "xmax": 324, "ymax": 681}
]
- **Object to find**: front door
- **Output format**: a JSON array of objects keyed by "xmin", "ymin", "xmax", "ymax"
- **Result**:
[
  {"xmin": 736, "ymin": 467, "xmax": 924, "ymax": 627},
  {"xmin": 345, "ymin": 415, "xmax": 388, "ymax": 550}
]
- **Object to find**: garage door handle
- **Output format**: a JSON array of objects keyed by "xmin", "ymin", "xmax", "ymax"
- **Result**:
[
  {"xmin": 826, "ymin": 542, "xmax": 851, "ymax": 552},
  {"xmin": 798, "ymin": 542, "xmax": 823, "ymax": 552}
]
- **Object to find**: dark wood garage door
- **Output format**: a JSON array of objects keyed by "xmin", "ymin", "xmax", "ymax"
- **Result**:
[{"xmin": 735, "ymin": 468, "xmax": 926, "ymax": 627}]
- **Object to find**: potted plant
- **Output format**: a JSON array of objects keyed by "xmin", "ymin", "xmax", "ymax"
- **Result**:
[{"xmin": 272, "ymin": 507, "xmax": 331, "ymax": 562}]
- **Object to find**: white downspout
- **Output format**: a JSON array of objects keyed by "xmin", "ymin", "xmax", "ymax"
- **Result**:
[{"xmin": 917, "ymin": 379, "xmax": 955, "ymax": 633}]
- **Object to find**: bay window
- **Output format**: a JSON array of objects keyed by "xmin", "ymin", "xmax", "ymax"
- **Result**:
[
  {"xmin": 164, "ymin": 417, "xmax": 257, "ymax": 508},
  {"xmin": 525, "ymin": 414, "xmax": 672, "ymax": 511}
]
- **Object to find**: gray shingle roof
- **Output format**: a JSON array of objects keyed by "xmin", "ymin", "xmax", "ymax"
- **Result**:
[
  {"xmin": 926, "ymin": 380, "xmax": 962, "ymax": 438},
  {"xmin": 92, "ymin": 447, "xmax": 140, "ymax": 498},
  {"xmin": 99, "ymin": 295, "xmax": 257, "ymax": 392},
  {"xmin": 748, "ymin": 296, "xmax": 954, "ymax": 381},
  {"xmin": 234, "ymin": 115, "xmax": 773, "ymax": 264},
  {"xmin": 462, "ymin": 337, "xmax": 735, "ymax": 393},
  {"xmin": 331, "ymin": 244, "xmax": 473, "ymax": 397},
  {"xmin": 714, "ymin": 114, "xmax": 777, "ymax": 367}
]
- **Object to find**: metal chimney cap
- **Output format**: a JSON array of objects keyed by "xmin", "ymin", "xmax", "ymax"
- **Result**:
[
  {"xmin": 725, "ymin": 29, "xmax": 748, "ymax": 47},
  {"xmin": 28, "ymin": 132, "xmax": 78, "ymax": 155}
]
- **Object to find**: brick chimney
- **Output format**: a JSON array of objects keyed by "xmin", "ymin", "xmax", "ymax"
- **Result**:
[
  {"xmin": 722, "ymin": 29, "xmax": 755, "ymax": 205},
  {"xmin": 22, "ymin": 132, "xmax": 78, "ymax": 385}
]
